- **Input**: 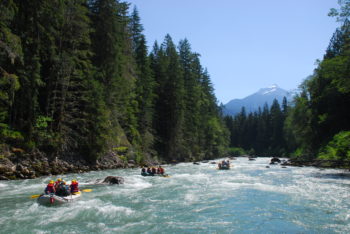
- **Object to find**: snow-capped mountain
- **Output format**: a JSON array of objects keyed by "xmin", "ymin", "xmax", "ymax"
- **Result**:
[{"xmin": 223, "ymin": 84, "xmax": 296, "ymax": 116}]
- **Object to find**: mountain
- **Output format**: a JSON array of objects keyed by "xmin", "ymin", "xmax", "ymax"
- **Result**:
[{"xmin": 223, "ymin": 84, "xmax": 296, "ymax": 116}]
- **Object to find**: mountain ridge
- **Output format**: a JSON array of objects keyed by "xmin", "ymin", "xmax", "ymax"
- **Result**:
[{"xmin": 223, "ymin": 84, "xmax": 295, "ymax": 116}]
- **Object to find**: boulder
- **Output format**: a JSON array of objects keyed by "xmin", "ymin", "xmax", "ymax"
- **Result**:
[
  {"xmin": 102, "ymin": 176, "xmax": 124, "ymax": 185},
  {"xmin": 270, "ymin": 157, "xmax": 281, "ymax": 164},
  {"xmin": 0, "ymin": 175, "xmax": 9, "ymax": 180}
]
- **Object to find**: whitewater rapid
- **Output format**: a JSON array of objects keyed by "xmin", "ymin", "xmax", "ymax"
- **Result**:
[{"xmin": 0, "ymin": 157, "xmax": 349, "ymax": 233}]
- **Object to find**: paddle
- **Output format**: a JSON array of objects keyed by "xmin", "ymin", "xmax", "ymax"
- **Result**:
[
  {"xmin": 30, "ymin": 189, "xmax": 92, "ymax": 198},
  {"xmin": 81, "ymin": 189, "xmax": 92, "ymax": 192}
]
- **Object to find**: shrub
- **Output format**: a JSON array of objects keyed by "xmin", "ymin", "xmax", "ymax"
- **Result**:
[
  {"xmin": 227, "ymin": 147, "xmax": 246, "ymax": 156},
  {"xmin": 318, "ymin": 131, "xmax": 350, "ymax": 160}
]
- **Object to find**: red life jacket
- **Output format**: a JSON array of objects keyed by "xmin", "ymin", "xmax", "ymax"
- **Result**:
[
  {"xmin": 46, "ymin": 184, "xmax": 55, "ymax": 193},
  {"xmin": 159, "ymin": 168, "xmax": 164, "ymax": 174},
  {"xmin": 70, "ymin": 182, "xmax": 79, "ymax": 193}
]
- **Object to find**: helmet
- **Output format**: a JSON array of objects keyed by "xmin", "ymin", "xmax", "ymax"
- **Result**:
[
  {"xmin": 57, "ymin": 178, "xmax": 62, "ymax": 182},
  {"xmin": 71, "ymin": 179, "xmax": 76, "ymax": 183},
  {"xmin": 49, "ymin": 180, "xmax": 54, "ymax": 184}
]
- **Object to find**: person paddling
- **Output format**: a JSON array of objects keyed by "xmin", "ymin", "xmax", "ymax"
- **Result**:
[
  {"xmin": 151, "ymin": 167, "xmax": 157, "ymax": 175},
  {"xmin": 44, "ymin": 180, "xmax": 56, "ymax": 194},
  {"xmin": 141, "ymin": 167, "xmax": 147, "ymax": 176},
  {"xmin": 146, "ymin": 167, "xmax": 152, "ymax": 175},
  {"xmin": 70, "ymin": 179, "xmax": 79, "ymax": 194},
  {"xmin": 158, "ymin": 166, "xmax": 164, "ymax": 175},
  {"xmin": 56, "ymin": 181, "xmax": 70, "ymax": 196},
  {"xmin": 54, "ymin": 178, "xmax": 62, "ymax": 190}
]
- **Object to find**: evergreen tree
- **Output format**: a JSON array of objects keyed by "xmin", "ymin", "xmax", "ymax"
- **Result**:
[{"xmin": 130, "ymin": 7, "xmax": 156, "ymax": 155}]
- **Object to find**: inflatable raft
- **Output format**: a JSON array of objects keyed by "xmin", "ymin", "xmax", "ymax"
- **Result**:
[
  {"xmin": 218, "ymin": 164, "xmax": 230, "ymax": 170},
  {"xmin": 141, "ymin": 172, "xmax": 170, "ymax": 177},
  {"xmin": 37, "ymin": 192, "xmax": 81, "ymax": 205}
]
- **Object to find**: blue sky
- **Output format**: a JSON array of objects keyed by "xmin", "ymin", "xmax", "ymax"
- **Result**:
[{"xmin": 127, "ymin": 0, "xmax": 340, "ymax": 104}]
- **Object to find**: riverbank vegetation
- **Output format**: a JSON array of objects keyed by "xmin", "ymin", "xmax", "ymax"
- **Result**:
[
  {"xmin": 224, "ymin": 1, "xmax": 350, "ymax": 166},
  {"xmin": 0, "ymin": 0, "xmax": 228, "ymax": 176}
]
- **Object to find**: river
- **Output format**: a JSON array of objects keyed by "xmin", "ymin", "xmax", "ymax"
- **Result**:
[{"xmin": 0, "ymin": 157, "xmax": 349, "ymax": 233}]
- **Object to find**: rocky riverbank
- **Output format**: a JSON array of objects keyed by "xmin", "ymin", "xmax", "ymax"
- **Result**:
[
  {"xmin": 280, "ymin": 158, "xmax": 350, "ymax": 169},
  {"xmin": 0, "ymin": 146, "xmax": 160, "ymax": 180}
]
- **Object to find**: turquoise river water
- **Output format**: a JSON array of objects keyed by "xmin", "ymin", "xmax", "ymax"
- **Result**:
[{"xmin": 0, "ymin": 157, "xmax": 350, "ymax": 233}]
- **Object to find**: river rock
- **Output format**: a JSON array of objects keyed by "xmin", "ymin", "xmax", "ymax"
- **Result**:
[
  {"xmin": 270, "ymin": 157, "xmax": 281, "ymax": 164},
  {"xmin": 102, "ymin": 176, "xmax": 124, "ymax": 184},
  {"xmin": 0, "ymin": 175, "xmax": 9, "ymax": 180},
  {"xmin": 0, "ymin": 165, "xmax": 12, "ymax": 174}
]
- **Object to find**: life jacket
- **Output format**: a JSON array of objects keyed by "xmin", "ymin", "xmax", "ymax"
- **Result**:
[
  {"xmin": 141, "ymin": 168, "xmax": 146, "ymax": 173},
  {"xmin": 56, "ymin": 183, "xmax": 70, "ymax": 196},
  {"xmin": 159, "ymin": 168, "xmax": 164, "ymax": 174},
  {"xmin": 54, "ymin": 181, "xmax": 61, "ymax": 189},
  {"xmin": 45, "ymin": 184, "xmax": 55, "ymax": 194},
  {"xmin": 151, "ymin": 168, "xmax": 156, "ymax": 174},
  {"xmin": 147, "ymin": 168, "xmax": 152, "ymax": 173},
  {"xmin": 70, "ymin": 182, "xmax": 79, "ymax": 193}
]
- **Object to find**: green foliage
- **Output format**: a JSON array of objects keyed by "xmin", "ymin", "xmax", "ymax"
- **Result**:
[
  {"xmin": 0, "ymin": 123, "xmax": 23, "ymax": 144},
  {"xmin": 227, "ymin": 147, "xmax": 246, "ymax": 156},
  {"xmin": 113, "ymin": 146, "xmax": 128, "ymax": 154},
  {"xmin": 119, "ymin": 155, "xmax": 128, "ymax": 163},
  {"xmin": 318, "ymin": 131, "xmax": 350, "ymax": 160},
  {"xmin": 35, "ymin": 116, "xmax": 52, "ymax": 129},
  {"xmin": 135, "ymin": 151, "xmax": 144, "ymax": 164}
]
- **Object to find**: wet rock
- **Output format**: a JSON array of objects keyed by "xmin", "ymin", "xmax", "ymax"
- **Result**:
[
  {"xmin": 4, "ymin": 171, "xmax": 14, "ymax": 176},
  {"xmin": 270, "ymin": 157, "xmax": 281, "ymax": 164},
  {"xmin": 128, "ymin": 160, "xmax": 135, "ymax": 164},
  {"xmin": 0, "ymin": 175, "xmax": 9, "ymax": 180},
  {"xmin": 16, "ymin": 173, "xmax": 25, "ymax": 179},
  {"xmin": 102, "ymin": 176, "xmax": 124, "ymax": 184},
  {"xmin": 22, "ymin": 167, "xmax": 30, "ymax": 175},
  {"xmin": 193, "ymin": 162, "xmax": 200, "ymax": 165},
  {"xmin": 0, "ymin": 165, "xmax": 12, "ymax": 174}
]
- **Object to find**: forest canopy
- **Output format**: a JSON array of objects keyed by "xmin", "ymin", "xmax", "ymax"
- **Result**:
[{"xmin": 0, "ymin": 0, "xmax": 228, "ymax": 164}]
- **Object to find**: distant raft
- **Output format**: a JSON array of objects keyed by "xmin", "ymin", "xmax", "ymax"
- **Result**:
[
  {"xmin": 218, "ymin": 164, "xmax": 230, "ymax": 170},
  {"xmin": 37, "ymin": 192, "xmax": 81, "ymax": 205},
  {"xmin": 141, "ymin": 172, "xmax": 170, "ymax": 177}
]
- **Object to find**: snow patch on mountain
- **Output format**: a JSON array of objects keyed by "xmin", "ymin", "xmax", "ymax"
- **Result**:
[{"xmin": 223, "ymin": 84, "xmax": 297, "ymax": 116}]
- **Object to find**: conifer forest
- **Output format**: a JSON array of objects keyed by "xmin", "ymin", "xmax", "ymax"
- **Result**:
[
  {"xmin": 0, "ymin": 0, "xmax": 228, "ymax": 166},
  {"xmin": 1, "ymin": 0, "xmax": 350, "ymax": 170}
]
